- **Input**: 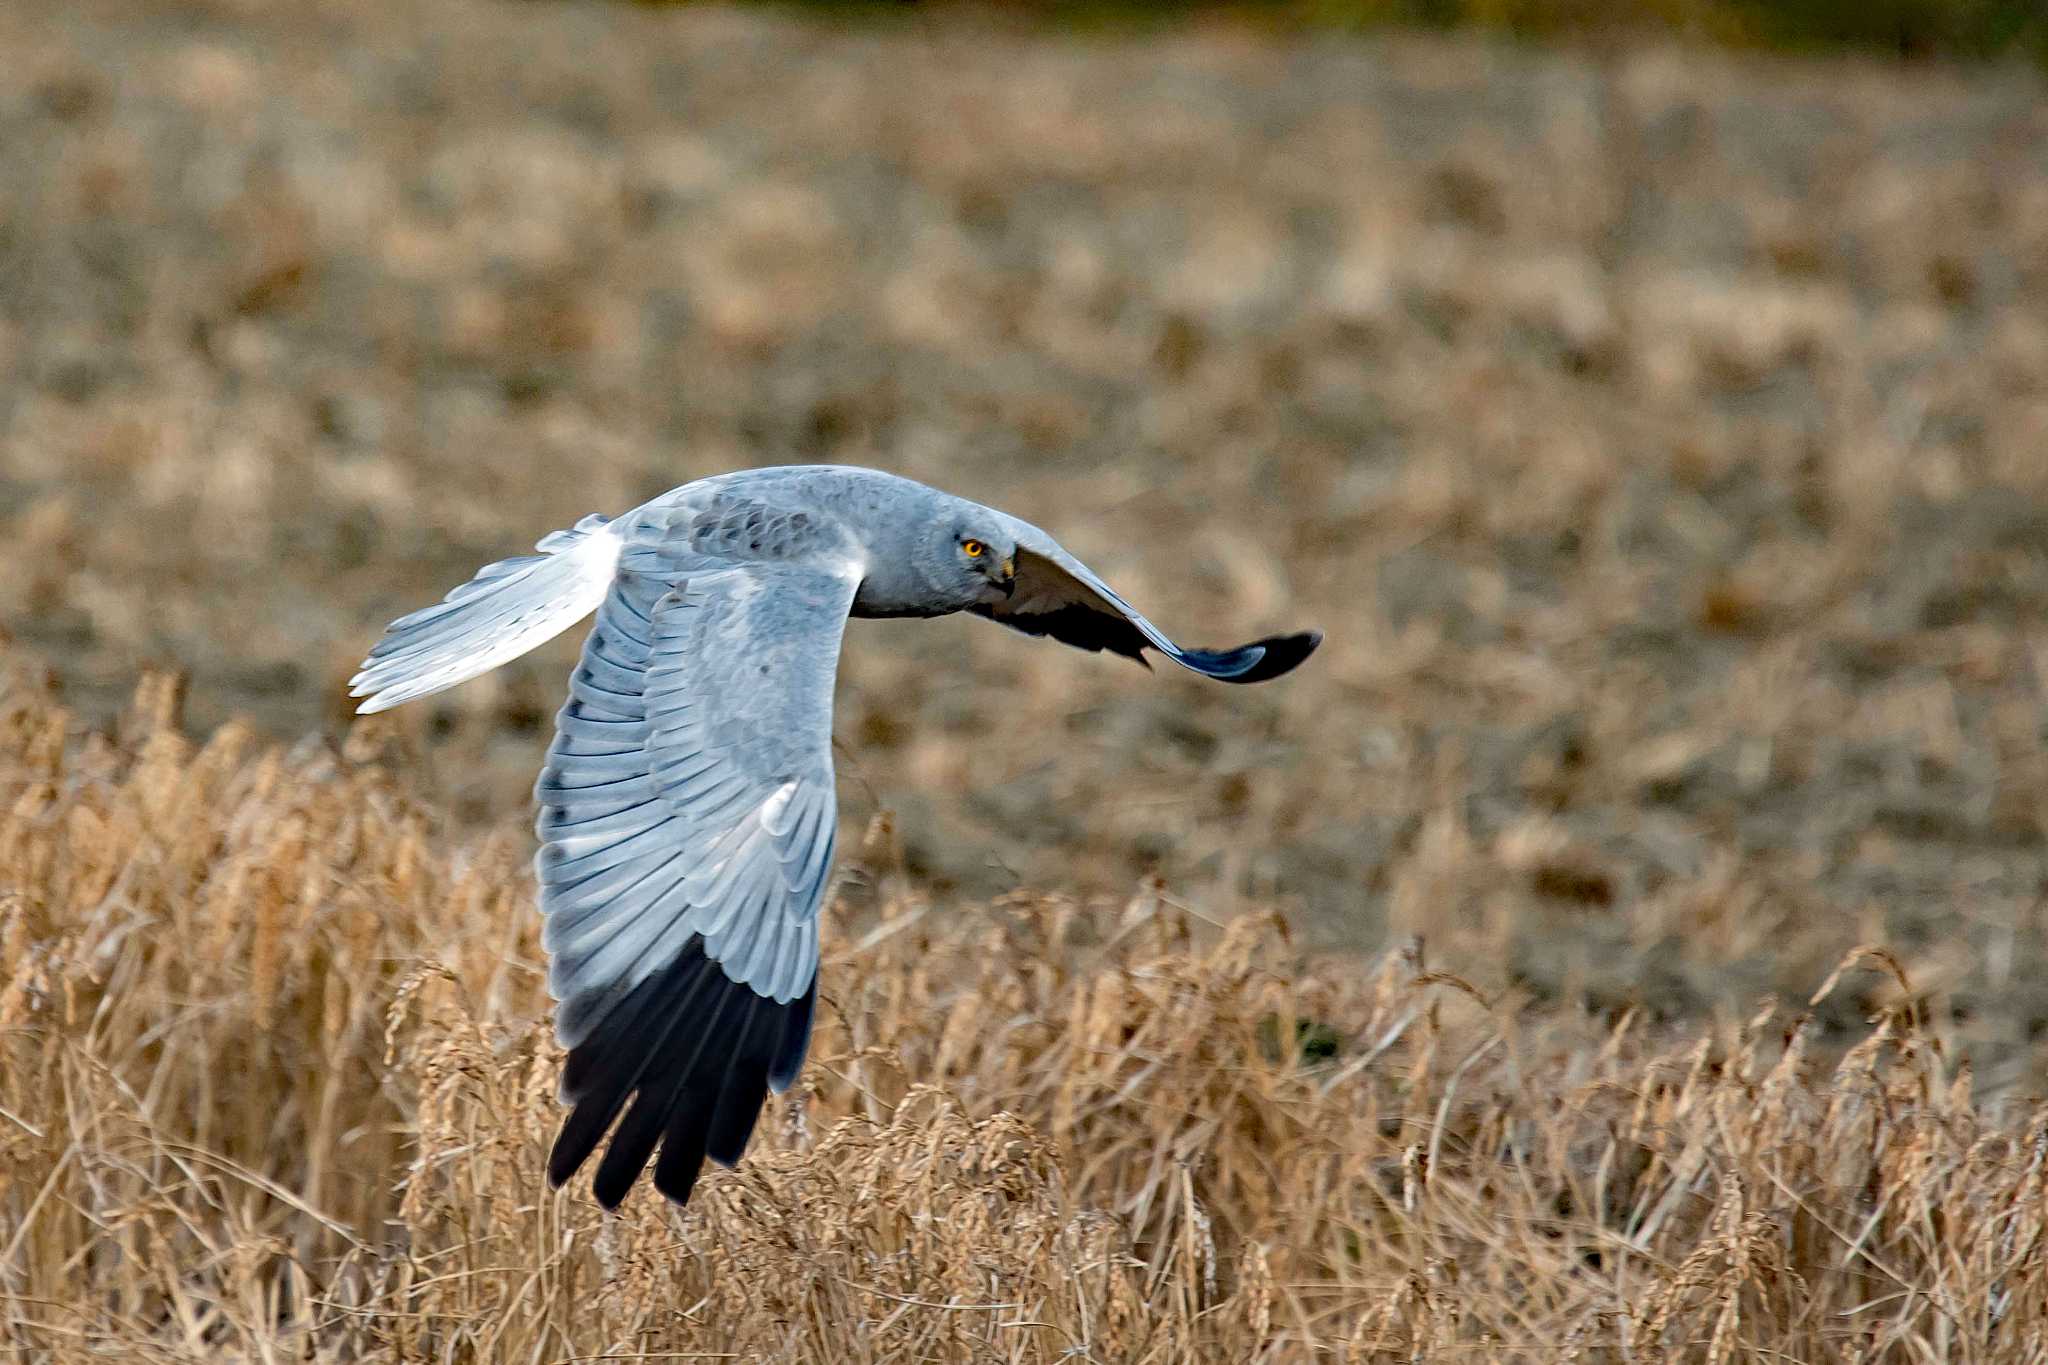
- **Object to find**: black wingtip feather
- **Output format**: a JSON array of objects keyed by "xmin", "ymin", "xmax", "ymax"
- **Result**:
[
  {"xmin": 768, "ymin": 981, "xmax": 817, "ymax": 1092},
  {"xmin": 549, "ymin": 938, "xmax": 817, "ymax": 1209},
  {"xmin": 1178, "ymin": 629, "xmax": 1322, "ymax": 683},
  {"xmin": 704, "ymin": 998, "xmax": 782, "ymax": 1168}
]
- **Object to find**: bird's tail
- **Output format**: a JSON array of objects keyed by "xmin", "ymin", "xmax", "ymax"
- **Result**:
[{"xmin": 350, "ymin": 513, "xmax": 623, "ymax": 715}]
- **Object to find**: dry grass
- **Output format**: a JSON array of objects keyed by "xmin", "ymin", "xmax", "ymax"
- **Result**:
[{"xmin": 5, "ymin": 662, "xmax": 2046, "ymax": 1362}]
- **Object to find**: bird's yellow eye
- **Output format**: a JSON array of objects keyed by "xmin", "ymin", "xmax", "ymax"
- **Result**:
[{"xmin": 961, "ymin": 539, "xmax": 986, "ymax": 559}]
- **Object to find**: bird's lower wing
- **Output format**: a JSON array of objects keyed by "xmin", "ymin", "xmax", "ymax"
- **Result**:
[
  {"xmin": 535, "ymin": 561, "xmax": 856, "ymax": 1209},
  {"xmin": 973, "ymin": 513, "xmax": 1320, "ymax": 684}
]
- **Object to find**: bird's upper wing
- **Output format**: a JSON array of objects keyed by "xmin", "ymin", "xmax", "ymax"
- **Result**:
[
  {"xmin": 973, "ymin": 512, "xmax": 1320, "ymax": 683},
  {"xmin": 536, "ymin": 559, "xmax": 856, "ymax": 1209},
  {"xmin": 350, "ymin": 513, "xmax": 622, "ymax": 713}
]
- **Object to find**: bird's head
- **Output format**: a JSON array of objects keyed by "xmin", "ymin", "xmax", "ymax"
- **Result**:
[{"xmin": 923, "ymin": 515, "xmax": 1016, "ymax": 609}]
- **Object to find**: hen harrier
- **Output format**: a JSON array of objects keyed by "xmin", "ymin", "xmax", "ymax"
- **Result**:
[{"xmin": 353, "ymin": 465, "xmax": 1318, "ymax": 1209}]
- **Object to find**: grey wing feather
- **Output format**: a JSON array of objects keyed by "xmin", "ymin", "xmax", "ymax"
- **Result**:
[
  {"xmin": 535, "ymin": 559, "xmax": 856, "ymax": 1209},
  {"xmin": 977, "ymin": 512, "xmax": 1321, "ymax": 684},
  {"xmin": 351, "ymin": 513, "xmax": 622, "ymax": 713}
]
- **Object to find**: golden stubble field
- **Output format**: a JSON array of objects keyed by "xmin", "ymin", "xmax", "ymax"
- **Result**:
[
  {"xmin": 3, "ymin": 0, "xmax": 2048, "ymax": 1357},
  {"xmin": 3, "ymin": 665, "xmax": 2045, "ymax": 1359}
]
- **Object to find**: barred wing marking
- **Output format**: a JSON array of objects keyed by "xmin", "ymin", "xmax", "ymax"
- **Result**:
[{"xmin": 536, "ymin": 562, "xmax": 856, "ymax": 1208}]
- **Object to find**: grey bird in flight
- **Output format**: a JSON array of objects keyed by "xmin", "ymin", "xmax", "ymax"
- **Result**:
[{"xmin": 351, "ymin": 465, "xmax": 1318, "ymax": 1209}]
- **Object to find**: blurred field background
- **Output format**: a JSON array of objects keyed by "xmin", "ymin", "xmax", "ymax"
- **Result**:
[{"xmin": 4, "ymin": 0, "xmax": 2048, "ymax": 1356}]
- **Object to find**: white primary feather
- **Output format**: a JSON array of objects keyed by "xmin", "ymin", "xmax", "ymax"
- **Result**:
[{"xmin": 350, "ymin": 513, "xmax": 622, "ymax": 714}]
